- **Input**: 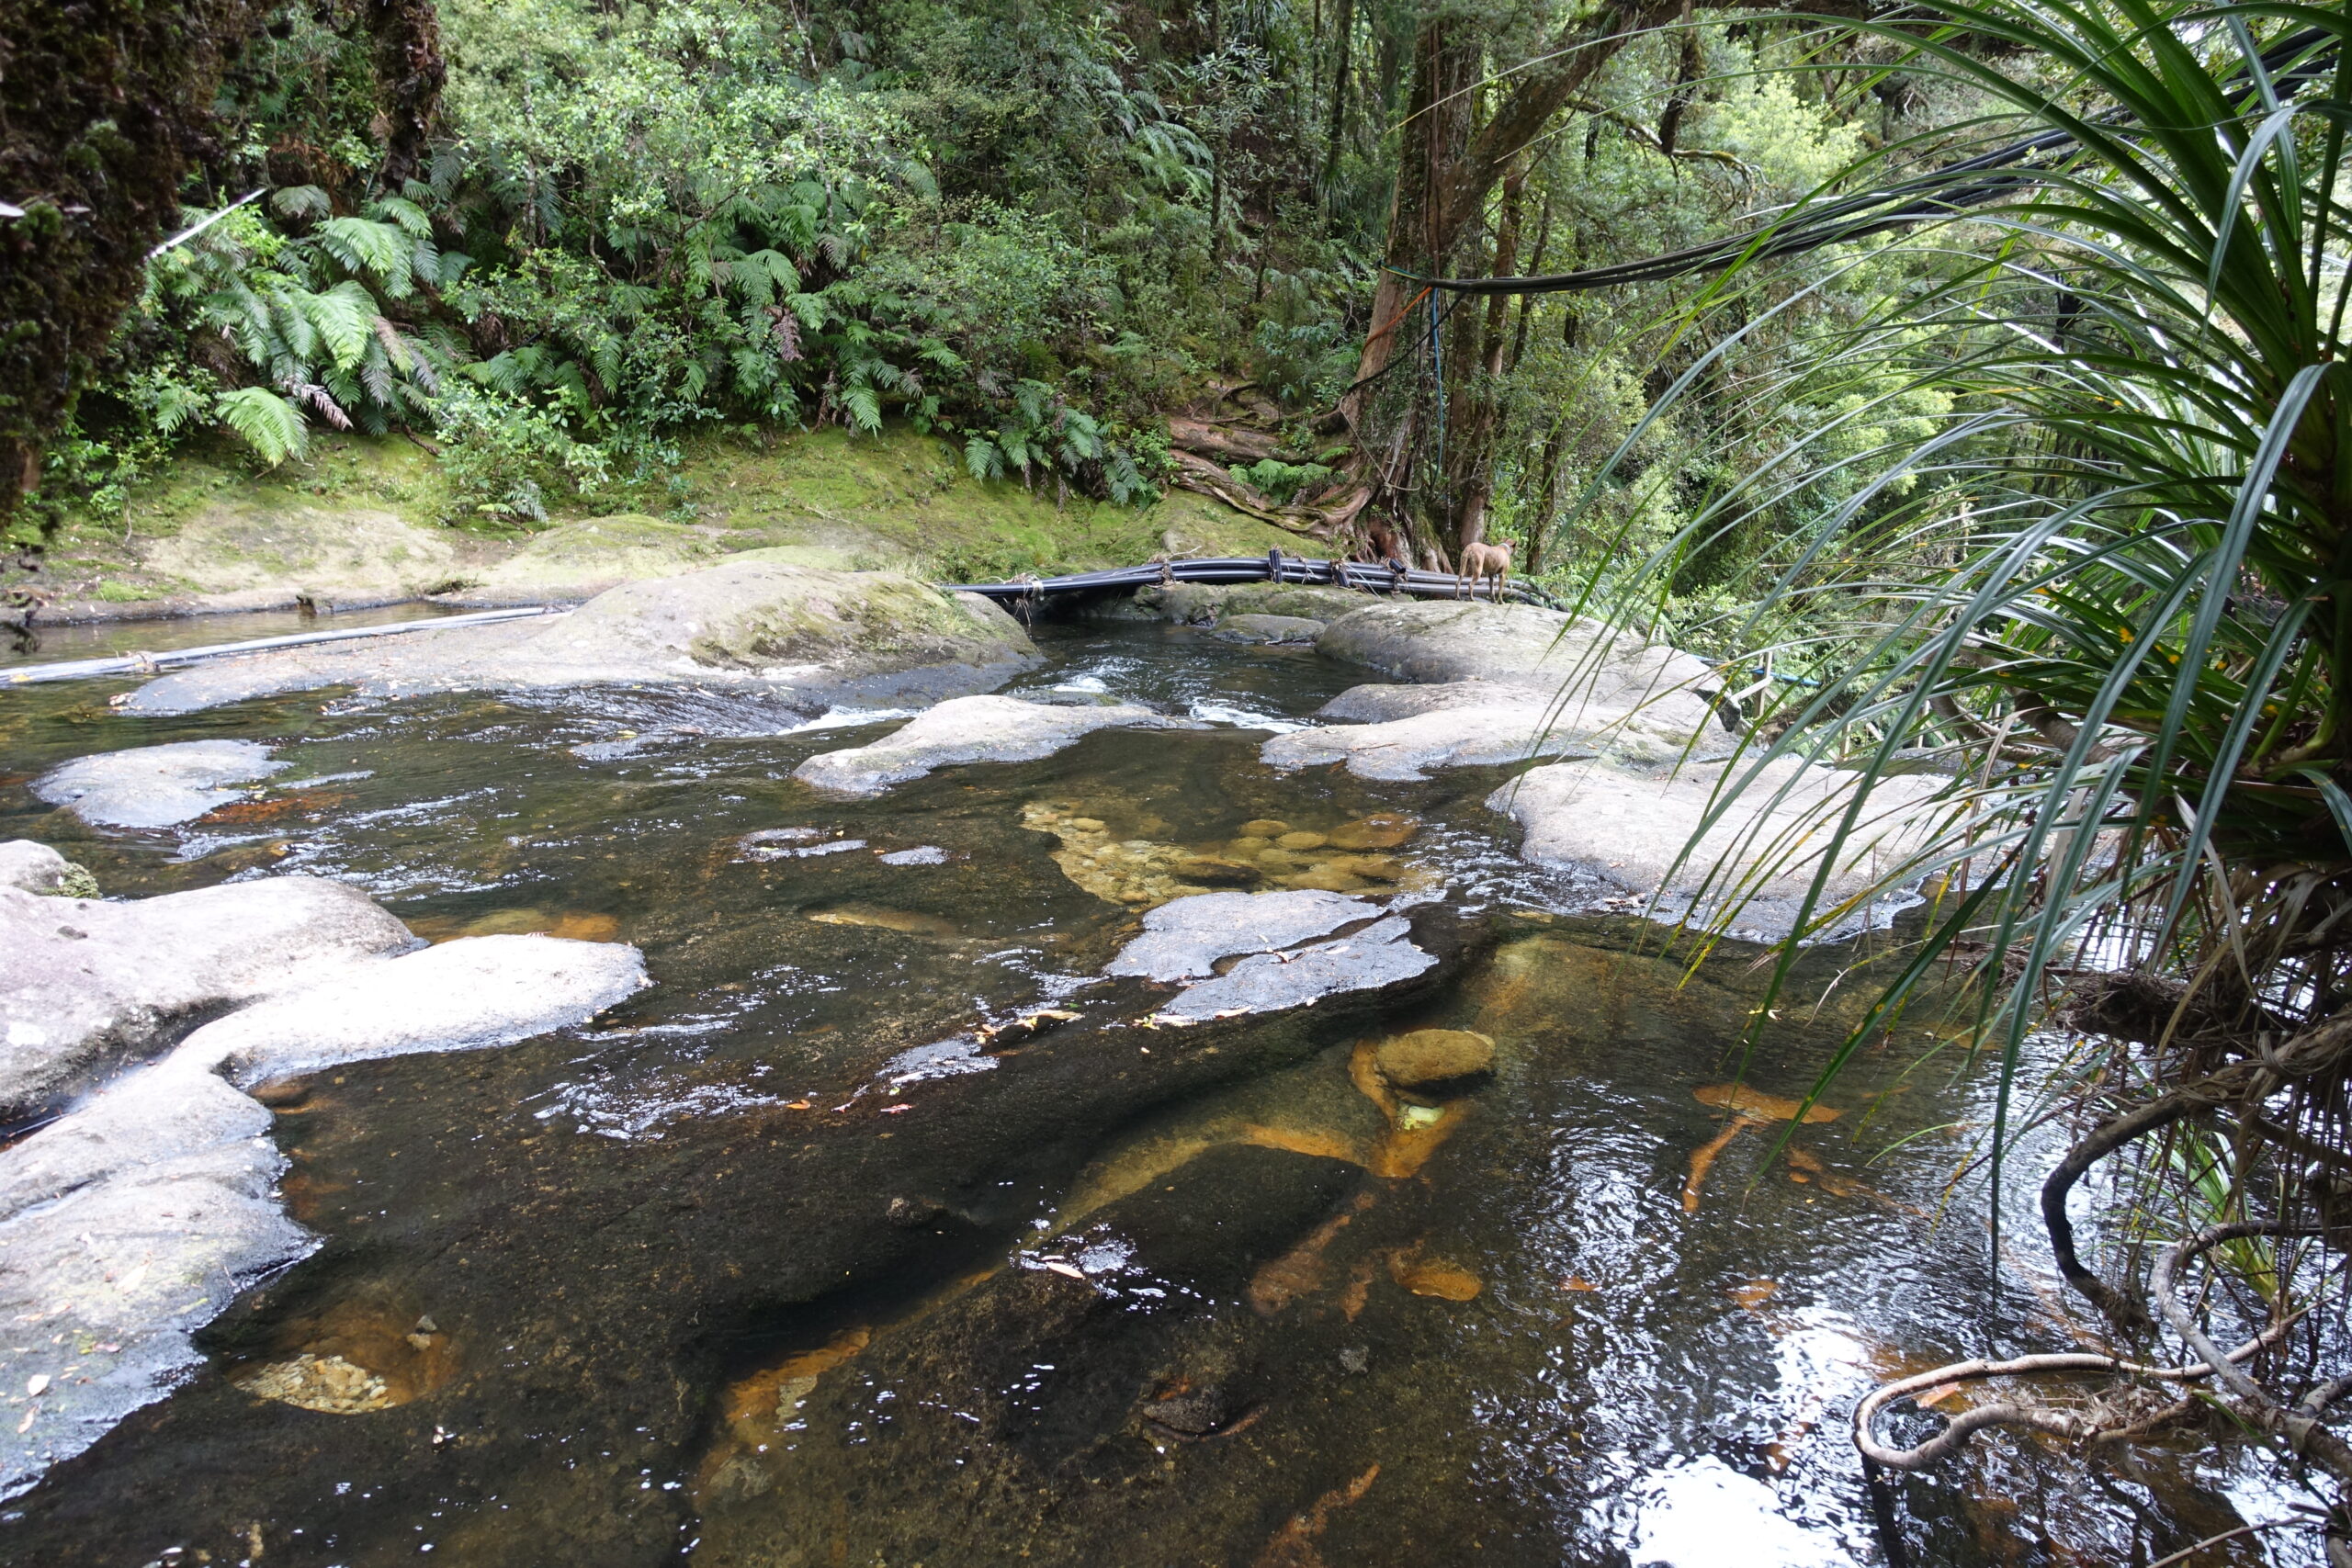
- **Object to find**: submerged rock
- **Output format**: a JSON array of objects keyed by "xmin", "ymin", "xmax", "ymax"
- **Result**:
[
  {"xmin": 1105, "ymin": 889, "xmax": 1379, "ymax": 982},
  {"xmin": 795, "ymin": 694, "xmax": 1192, "ymax": 795},
  {"xmin": 1488, "ymin": 755, "xmax": 1953, "ymax": 938},
  {"xmin": 118, "ymin": 558, "xmax": 1039, "ymax": 716},
  {"xmin": 1209, "ymin": 613, "xmax": 1324, "ymax": 645},
  {"xmin": 33, "ymin": 739, "xmax": 288, "ymax": 829},
  {"xmin": 0, "ymin": 876, "xmax": 415, "ymax": 1119},
  {"xmin": 0, "ymin": 931, "xmax": 647, "ymax": 1497},
  {"xmin": 1373, "ymin": 1029, "xmax": 1496, "ymax": 1091}
]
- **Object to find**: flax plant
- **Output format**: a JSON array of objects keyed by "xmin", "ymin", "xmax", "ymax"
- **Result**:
[{"xmin": 1566, "ymin": 0, "xmax": 2352, "ymax": 1501}]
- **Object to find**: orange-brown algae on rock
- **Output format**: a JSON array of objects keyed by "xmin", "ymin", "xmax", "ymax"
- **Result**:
[
  {"xmin": 1388, "ymin": 1246, "xmax": 1482, "ymax": 1302},
  {"xmin": 1327, "ymin": 811, "xmax": 1420, "ymax": 851},
  {"xmin": 1693, "ymin": 1083, "xmax": 1842, "ymax": 1123}
]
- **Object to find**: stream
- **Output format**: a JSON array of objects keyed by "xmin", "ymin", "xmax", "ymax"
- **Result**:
[{"xmin": 0, "ymin": 615, "xmax": 2320, "ymax": 1566}]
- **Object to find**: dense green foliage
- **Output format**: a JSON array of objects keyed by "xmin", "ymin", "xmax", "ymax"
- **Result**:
[{"xmin": 32, "ymin": 0, "xmax": 1976, "ymax": 566}]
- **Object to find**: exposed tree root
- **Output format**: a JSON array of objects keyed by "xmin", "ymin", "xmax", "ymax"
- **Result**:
[{"xmin": 1852, "ymin": 1311, "xmax": 2306, "ymax": 1471}]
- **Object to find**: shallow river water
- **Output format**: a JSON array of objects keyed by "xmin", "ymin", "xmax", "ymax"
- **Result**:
[{"xmin": 0, "ymin": 615, "xmax": 2319, "ymax": 1566}]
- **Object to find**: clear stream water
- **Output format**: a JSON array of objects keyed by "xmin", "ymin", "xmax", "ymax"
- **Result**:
[{"xmin": 0, "ymin": 614, "xmax": 2320, "ymax": 1567}]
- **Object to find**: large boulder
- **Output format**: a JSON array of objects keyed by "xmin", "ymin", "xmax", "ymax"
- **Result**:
[
  {"xmin": 33, "ymin": 739, "xmax": 287, "ymax": 828},
  {"xmin": 1487, "ymin": 756, "xmax": 1955, "ymax": 938},
  {"xmin": 118, "ymin": 557, "xmax": 1041, "ymax": 716},
  {"xmin": 0, "ymin": 932, "xmax": 648, "ymax": 1497},
  {"xmin": 1263, "ymin": 604, "xmax": 1727, "ymax": 779},
  {"xmin": 0, "ymin": 876, "xmax": 416, "ymax": 1119},
  {"xmin": 794, "ymin": 694, "xmax": 1193, "ymax": 796}
]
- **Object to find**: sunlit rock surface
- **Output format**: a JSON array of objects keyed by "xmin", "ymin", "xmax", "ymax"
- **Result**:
[
  {"xmin": 33, "ymin": 739, "xmax": 288, "ymax": 828},
  {"xmin": 0, "ymin": 932, "xmax": 647, "ymax": 1499},
  {"xmin": 1105, "ymin": 888, "xmax": 1379, "ymax": 981},
  {"xmin": 1489, "ymin": 755, "xmax": 1954, "ymax": 938},
  {"xmin": 0, "ymin": 876, "xmax": 415, "ymax": 1119},
  {"xmin": 795, "ymin": 694, "xmax": 1192, "ymax": 796},
  {"xmin": 117, "ymin": 558, "xmax": 1039, "ymax": 716},
  {"xmin": 1153, "ymin": 914, "xmax": 1436, "ymax": 1021}
]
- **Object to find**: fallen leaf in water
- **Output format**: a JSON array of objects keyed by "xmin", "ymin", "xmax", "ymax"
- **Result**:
[
  {"xmin": 877, "ymin": 1104, "xmax": 914, "ymax": 1115},
  {"xmin": 1787, "ymin": 1146, "xmax": 1826, "ymax": 1173},
  {"xmin": 1730, "ymin": 1279, "xmax": 1779, "ymax": 1312},
  {"xmin": 1693, "ymin": 1084, "xmax": 1842, "ymax": 1122},
  {"xmin": 1041, "ymin": 1260, "xmax": 1087, "ymax": 1280},
  {"xmin": 785, "ymin": 1100, "xmax": 811, "ymax": 1111},
  {"xmin": 1388, "ymin": 1247, "xmax": 1482, "ymax": 1302},
  {"xmin": 1558, "ymin": 1277, "xmax": 1599, "ymax": 1293}
]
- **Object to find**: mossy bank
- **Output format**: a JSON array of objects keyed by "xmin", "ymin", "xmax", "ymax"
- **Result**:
[{"xmin": 11, "ymin": 425, "xmax": 1308, "ymax": 623}]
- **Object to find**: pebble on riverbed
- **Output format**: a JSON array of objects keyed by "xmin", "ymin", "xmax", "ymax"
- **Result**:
[{"xmin": 234, "ymin": 1354, "xmax": 396, "ymax": 1415}]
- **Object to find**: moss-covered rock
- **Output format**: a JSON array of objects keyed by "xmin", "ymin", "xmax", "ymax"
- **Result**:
[
  {"xmin": 138, "ymin": 502, "xmax": 463, "ymax": 604},
  {"xmin": 438, "ymin": 513, "xmax": 724, "ymax": 606}
]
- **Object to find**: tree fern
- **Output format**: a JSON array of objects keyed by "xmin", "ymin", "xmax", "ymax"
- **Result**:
[{"xmin": 215, "ymin": 387, "xmax": 310, "ymax": 465}]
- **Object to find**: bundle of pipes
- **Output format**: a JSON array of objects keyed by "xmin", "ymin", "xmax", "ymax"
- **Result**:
[{"xmin": 944, "ymin": 549, "xmax": 1562, "ymax": 609}]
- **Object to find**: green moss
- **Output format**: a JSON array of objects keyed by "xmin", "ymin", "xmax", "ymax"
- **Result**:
[{"xmin": 94, "ymin": 581, "xmax": 166, "ymax": 603}]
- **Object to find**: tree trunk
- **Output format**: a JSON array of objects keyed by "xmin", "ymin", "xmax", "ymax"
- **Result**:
[
  {"xmin": 1445, "ymin": 156, "xmax": 1529, "ymax": 554},
  {"xmin": 364, "ymin": 0, "xmax": 447, "ymax": 191},
  {"xmin": 1320, "ymin": 0, "xmax": 1355, "ymax": 196},
  {"xmin": 1338, "ymin": 1, "xmax": 1670, "ymax": 559}
]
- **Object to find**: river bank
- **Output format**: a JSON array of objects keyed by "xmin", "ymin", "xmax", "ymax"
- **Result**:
[{"xmin": 5, "ymin": 425, "xmax": 1309, "ymax": 628}]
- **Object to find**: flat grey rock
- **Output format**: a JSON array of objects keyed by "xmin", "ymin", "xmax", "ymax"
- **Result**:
[
  {"xmin": 794, "ymin": 694, "xmax": 1192, "ymax": 796},
  {"xmin": 0, "ymin": 876, "xmax": 416, "ymax": 1120},
  {"xmin": 1105, "ymin": 889, "xmax": 1379, "ymax": 982},
  {"xmin": 1152, "ymin": 915, "xmax": 1435, "ymax": 1021},
  {"xmin": 118, "ymin": 558, "xmax": 1039, "ymax": 716},
  {"xmin": 1488, "ymin": 756, "xmax": 1954, "ymax": 939},
  {"xmin": 1262, "ymin": 701, "xmax": 1611, "ymax": 781},
  {"xmin": 181, "ymin": 932, "xmax": 651, "ymax": 1085},
  {"xmin": 1261, "ymin": 607, "xmax": 1730, "ymax": 781},
  {"xmin": 1209, "ymin": 614, "xmax": 1324, "ymax": 645},
  {"xmin": 1316, "ymin": 679, "xmax": 1530, "ymax": 721},
  {"xmin": 0, "ymin": 932, "xmax": 648, "ymax": 1498},
  {"xmin": 0, "ymin": 840, "xmax": 75, "ymax": 895},
  {"xmin": 1315, "ymin": 600, "xmax": 1713, "ymax": 700},
  {"xmin": 33, "ymin": 739, "xmax": 288, "ymax": 829}
]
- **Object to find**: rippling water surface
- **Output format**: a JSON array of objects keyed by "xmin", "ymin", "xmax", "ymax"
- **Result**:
[{"xmin": 0, "ymin": 615, "xmax": 2319, "ymax": 1566}]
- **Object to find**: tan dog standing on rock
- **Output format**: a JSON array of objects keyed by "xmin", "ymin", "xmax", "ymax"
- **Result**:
[{"xmin": 1456, "ymin": 540, "xmax": 1512, "ymax": 600}]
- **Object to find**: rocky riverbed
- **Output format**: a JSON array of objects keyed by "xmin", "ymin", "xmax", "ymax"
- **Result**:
[{"xmin": 0, "ymin": 582, "xmax": 2272, "ymax": 1568}]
